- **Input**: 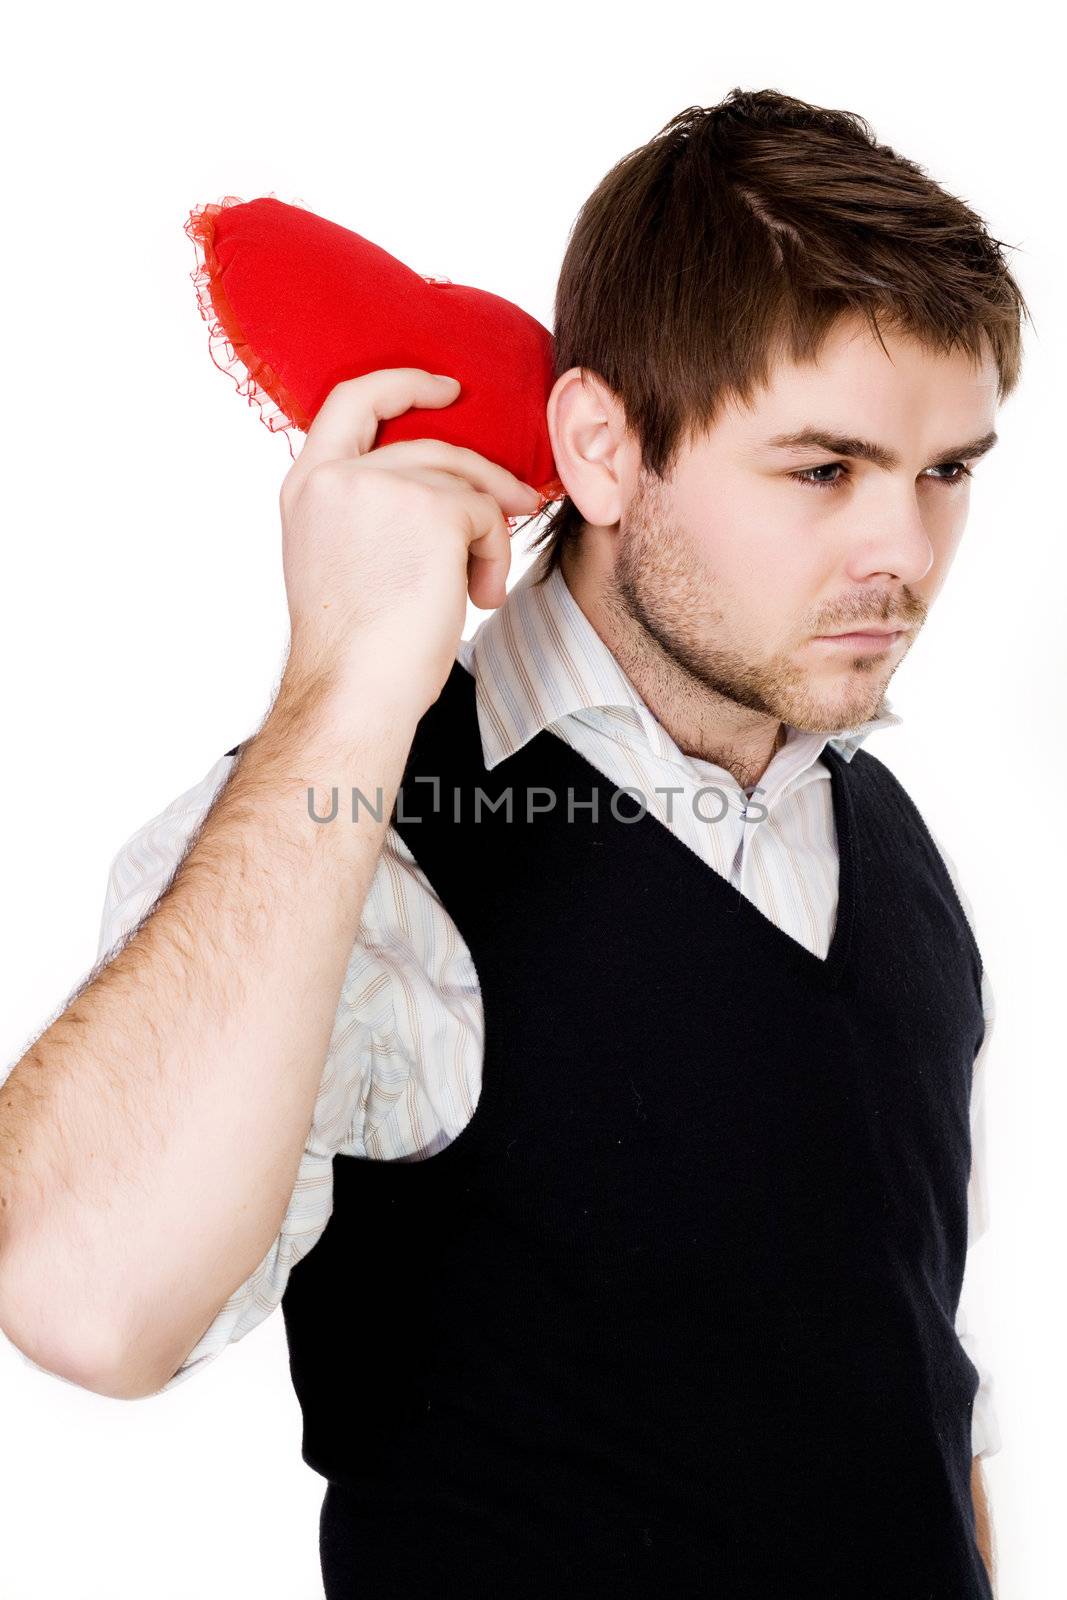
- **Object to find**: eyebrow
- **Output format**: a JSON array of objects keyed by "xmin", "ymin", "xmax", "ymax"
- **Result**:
[{"xmin": 763, "ymin": 427, "xmax": 999, "ymax": 470}]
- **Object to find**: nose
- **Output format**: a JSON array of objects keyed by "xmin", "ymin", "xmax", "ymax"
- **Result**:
[{"xmin": 843, "ymin": 492, "xmax": 936, "ymax": 587}]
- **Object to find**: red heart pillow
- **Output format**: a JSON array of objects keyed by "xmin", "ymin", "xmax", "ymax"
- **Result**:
[{"xmin": 184, "ymin": 193, "xmax": 565, "ymax": 509}]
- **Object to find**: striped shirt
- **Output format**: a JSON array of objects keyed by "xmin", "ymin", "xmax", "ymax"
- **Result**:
[{"xmin": 22, "ymin": 548, "xmax": 1000, "ymax": 1457}]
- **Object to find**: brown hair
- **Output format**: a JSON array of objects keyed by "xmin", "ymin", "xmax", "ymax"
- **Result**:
[{"xmin": 526, "ymin": 86, "xmax": 1031, "ymax": 583}]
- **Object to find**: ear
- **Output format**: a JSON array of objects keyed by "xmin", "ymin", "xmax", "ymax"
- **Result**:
[{"xmin": 547, "ymin": 366, "xmax": 637, "ymax": 528}]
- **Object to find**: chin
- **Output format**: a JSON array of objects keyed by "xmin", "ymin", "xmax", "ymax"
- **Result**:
[{"xmin": 781, "ymin": 678, "xmax": 888, "ymax": 736}]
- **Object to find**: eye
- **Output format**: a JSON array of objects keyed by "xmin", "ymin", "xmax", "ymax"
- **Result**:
[{"xmin": 789, "ymin": 461, "xmax": 975, "ymax": 491}]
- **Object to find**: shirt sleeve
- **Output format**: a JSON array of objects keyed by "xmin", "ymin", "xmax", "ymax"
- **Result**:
[{"xmin": 928, "ymin": 829, "xmax": 1002, "ymax": 1460}]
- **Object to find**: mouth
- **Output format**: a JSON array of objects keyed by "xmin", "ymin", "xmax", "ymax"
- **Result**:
[{"xmin": 811, "ymin": 627, "xmax": 909, "ymax": 654}]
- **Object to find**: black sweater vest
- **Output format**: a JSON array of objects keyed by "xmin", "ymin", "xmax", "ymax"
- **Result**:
[{"xmin": 280, "ymin": 657, "xmax": 991, "ymax": 1598}]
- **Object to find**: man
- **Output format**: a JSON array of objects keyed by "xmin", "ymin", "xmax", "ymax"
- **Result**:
[{"xmin": 0, "ymin": 88, "xmax": 1023, "ymax": 1595}]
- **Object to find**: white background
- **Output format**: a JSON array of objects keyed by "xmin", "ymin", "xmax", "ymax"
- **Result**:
[{"xmin": 1, "ymin": 3, "xmax": 1062, "ymax": 1595}]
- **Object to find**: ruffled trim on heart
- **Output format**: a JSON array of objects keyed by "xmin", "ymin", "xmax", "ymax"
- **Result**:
[{"xmin": 184, "ymin": 192, "xmax": 311, "ymax": 460}]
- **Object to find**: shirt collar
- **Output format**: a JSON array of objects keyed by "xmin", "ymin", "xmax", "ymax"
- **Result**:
[{"xmin": 457, "ymin": 549, "xmax": 902, "ymax": 776}]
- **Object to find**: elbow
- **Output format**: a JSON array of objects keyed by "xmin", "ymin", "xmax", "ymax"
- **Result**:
[
  {"xmin": 53, "ymin": 1336, "xmax": 174, "ymax": 1400},
  {"xmin": 40, "ymin": 1342, "xmax": 166, "ymax": 1401},
  {"xmin": 0, "ymin": 1244, "xmax": 169, "ymax": 1401},
  {"xmin": 5, "ymin": 1318, "xmax": 173, "ymax": 1401}
]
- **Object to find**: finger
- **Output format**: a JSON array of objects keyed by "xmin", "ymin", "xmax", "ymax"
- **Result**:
[
  {"xmin": 364, "ymin": 440, "xmax": 542, "ymax": 520},
  {"xmin": 294, "ymin": 368, "xmax": 462, "ymax": 479},
  {"xmin": 464, "ymin": 488, "xmax": 514, "ymax": 610}
]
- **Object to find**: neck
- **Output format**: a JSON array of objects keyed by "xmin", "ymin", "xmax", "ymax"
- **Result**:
[{"xmin": 558, "ymin": 545, "xmax": 787, "ymax": 792}]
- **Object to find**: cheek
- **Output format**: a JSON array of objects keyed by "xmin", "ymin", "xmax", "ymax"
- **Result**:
[
  {"xmin": 916, "ymin": 504, "xmax": 967, "ymax": 592},
  {"xmin": 936, "ymin": 510, "xmax": 968, "ymax": 562},
  {"xmin": 674, "ymin": 481, "xmax": 821, "ymax": 616},
  {"xmin": 732, "ymin": 524, "xmax": 818, "ymax": 610}
]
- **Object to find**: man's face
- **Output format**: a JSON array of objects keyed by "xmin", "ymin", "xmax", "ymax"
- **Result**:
[{"xmin": 605, "ymin": 313, "xmax": 999, "ymax": 735}]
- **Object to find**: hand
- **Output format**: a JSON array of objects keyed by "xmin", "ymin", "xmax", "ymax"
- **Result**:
[{"xmin": 277, "ymin": 368, "xmax": 541, "ymax": 719}]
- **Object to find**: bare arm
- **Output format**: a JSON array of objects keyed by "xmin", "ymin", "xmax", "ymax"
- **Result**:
[
  {"xmin": 0, "ymin": 663, "xmax": 419, "ymax": 1398},
  {"xmin": 971, "ymin": 1455, "xmax": 996, "ymax": 1593},
  {"xmin": 0, "ymin": 368, "xmax": 538, "ymax": 1400}
]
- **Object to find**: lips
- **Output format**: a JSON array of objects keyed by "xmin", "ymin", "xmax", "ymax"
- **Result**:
[
  {"xmin": 811, "ymin": 629, "xmax": 907, "ymax": 655},
  {"xmin": 822, "ymin": 625, "xmax": 906, "ymax": 637}
]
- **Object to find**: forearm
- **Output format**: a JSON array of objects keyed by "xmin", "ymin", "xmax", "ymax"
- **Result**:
[
  {"xmin": 0, "ymin": 659, "xmax": 417, "ymax": 1397},
  {"xmin": 971, "ymin": 1455, "xmax": 996, "ymax": 1593}
]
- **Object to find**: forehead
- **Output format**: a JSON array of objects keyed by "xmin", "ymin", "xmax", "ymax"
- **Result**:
[{"xmin": 727, "ymin": 314, "xmax": 999, "ymax": 443}]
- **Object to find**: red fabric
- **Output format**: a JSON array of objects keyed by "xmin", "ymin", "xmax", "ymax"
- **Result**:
[{"xmin": 184, "ymin": 194, "xmax": 565, "ymax": 507}]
